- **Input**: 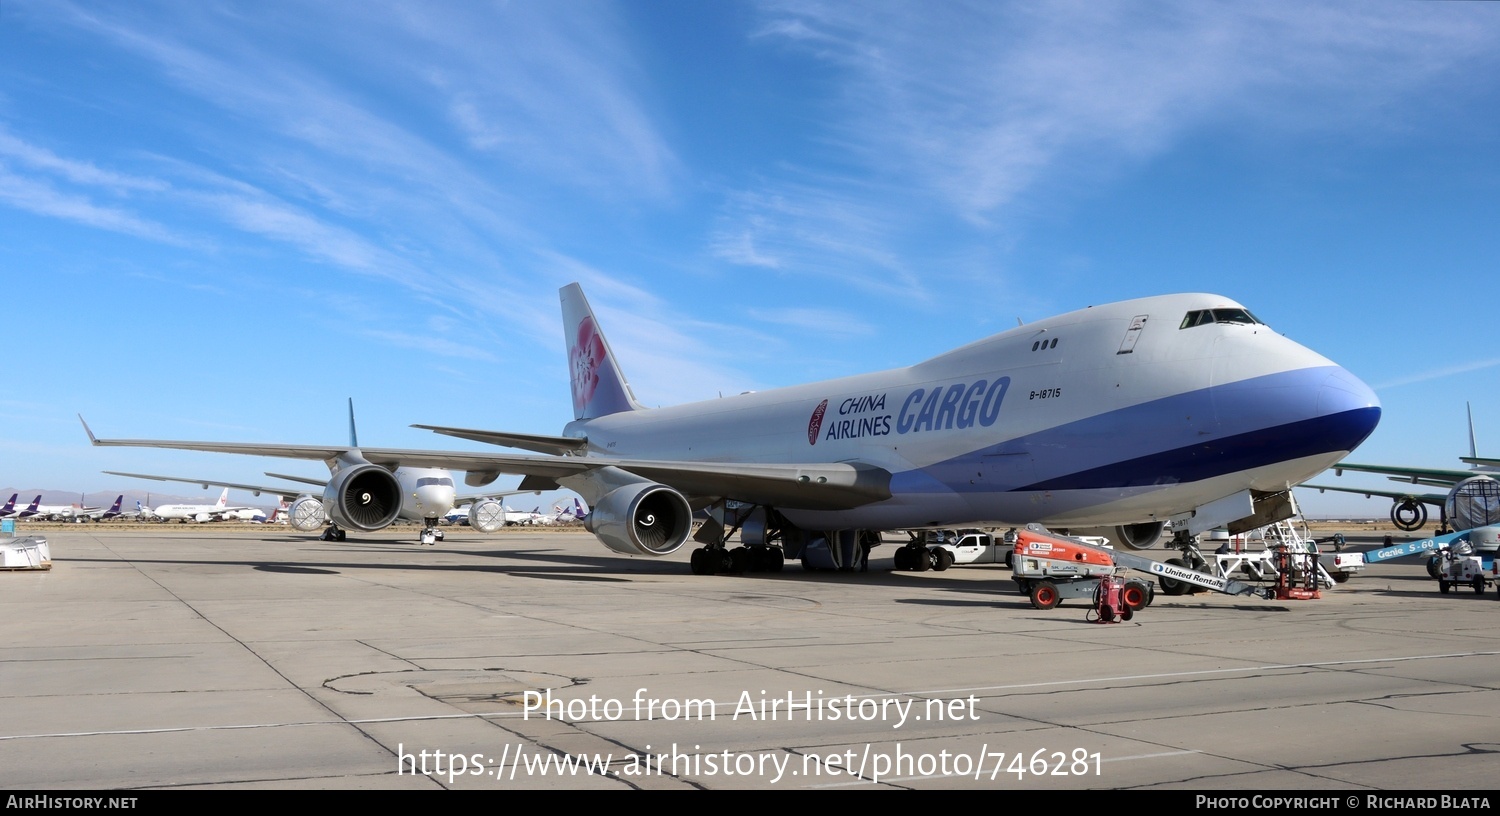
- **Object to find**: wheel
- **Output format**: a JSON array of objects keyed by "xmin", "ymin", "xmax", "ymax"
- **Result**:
[
  {"xmin": 1426, "ymin": 554, "xmax": 1443, "ymax": 580},
  {"xmin": 932, "ymin": 549, "xmax": 953, "ymax": 571},
  {"xmin": 1121, "ymin": 580, "xmax": 1150, "ymax": 612},
  {"xmin": 1439, "ymin": 580, "xmax": 1450, "ymax": 594},
  {"xmin": 893, "ymin": 547, "xmax": 912, "ymax": 571},
  {"xmin": 1030, "ymin": 580, "xmax": 1061, "ymax": 610},
  {"xmin": 434, "ymin": 530, "xmax": 444, "ymax": 541},
  {"xmin": 1158, "ymin": 558, "xmax": 1190, "ymax": 596},
  {"xmin": 730, "ymin": 547, "xmax": 749, "ymax": 574},
  {"xmin": 1332, "ymin": 572, "xmax": 1350, "ymax": 584},
  {"xmin": 763, "ymin": 548, "xmax": 784, "ymax": 572},
  {"xmin": 913, "ymin": 549, "xmax": 931, "ymax": 572},
  {"xmin": 334, "ymin": 528, "xmax": 346, "ymax": 542},
  {"xmin": 1004, "ymin": 549, "xmax": 1013, "ymax": 569},
  {"xmin": 689, "ymin": 548, "xmax": 715, "ymax": 575},
  {"xmin": 1474, "ymin": 577, "xmax": 1485, "ymax": 595}
]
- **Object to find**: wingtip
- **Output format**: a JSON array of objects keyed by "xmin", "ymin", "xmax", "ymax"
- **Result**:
[{"xmin": 78, "ymin": 414, "xmax": 99, "ymax": 445}]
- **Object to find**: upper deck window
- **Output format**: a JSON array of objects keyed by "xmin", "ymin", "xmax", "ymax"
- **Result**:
[{"xmin": 1179, "ymin": 308, "xmax": 1263, "ymax": 329}]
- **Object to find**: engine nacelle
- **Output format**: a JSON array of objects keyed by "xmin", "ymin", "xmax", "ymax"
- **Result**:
[
  {"xmin": 288, "ymin": 496, "xmax": 326, "ymax": 531},
  {"xmin": 322, "ymin": 464, "xmax": 402, "ymax": 532},
  {"xmin": 470, "ymin": 499, "xmax": 506, "ymax": 533},
  {"xmin": 587, "ymin": 482, "xmax": 692, "ymax": 556},
  {"xmin": 1113, "ymin": 521, "xmax": 1167, "ymax": 550},
  {"xmin": 1445, "ymin": 476, "xmax": 1500, "ymax": 532}
]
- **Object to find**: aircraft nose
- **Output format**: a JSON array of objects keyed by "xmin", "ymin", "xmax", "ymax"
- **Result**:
[
  {"xmin": 1316, "ymin": 366, "xmax": 1381, "ymax": 452},
  {"xmin": 415, "ymin": 484, "xmax": 456, "ymax": 515}
]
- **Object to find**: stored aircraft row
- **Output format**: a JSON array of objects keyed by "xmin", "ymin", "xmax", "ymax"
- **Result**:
[
  {"xmin": 0, "ymin": 493, "xmax": 123, "ymax": 522},
  {"xmin": 84, "ymin": 283, "xmax": 1381, "ymax": 572}
]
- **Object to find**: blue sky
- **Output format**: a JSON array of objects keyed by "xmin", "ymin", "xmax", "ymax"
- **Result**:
[{"xmin": 2, "ymin": 1, "xmax": 1498, "ymax": 518}]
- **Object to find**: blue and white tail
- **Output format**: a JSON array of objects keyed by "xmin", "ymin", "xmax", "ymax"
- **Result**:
[{"xmin": 560, "ymin": 283, "xmax": 644, "ymax": 421}]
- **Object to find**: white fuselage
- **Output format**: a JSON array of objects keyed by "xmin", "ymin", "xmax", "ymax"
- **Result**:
[
  {"xmin": 566, "ymin": 294, "xmax": 1379, "ymax": 530},
  {"xmin": 396, "ymin": 468, "xmax": 457, "ymax": 522}
]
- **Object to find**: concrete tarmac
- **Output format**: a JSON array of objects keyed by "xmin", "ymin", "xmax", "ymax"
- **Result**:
[{"xmin": 2, "ymin": 526, "xmax": 1497, "ymax": 790}]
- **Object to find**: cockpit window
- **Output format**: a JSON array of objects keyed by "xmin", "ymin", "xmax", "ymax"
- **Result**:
[
  {"xmin": 1179, "ymin": 308, "xmax": 1263, "ymax": 329},
  {"xmin": 416, "ymin": 477, "xmax": 455, "ymax": 488}
]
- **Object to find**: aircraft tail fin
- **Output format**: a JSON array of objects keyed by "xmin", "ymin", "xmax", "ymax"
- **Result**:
[
  {"xmin": 216, "ymin": 488, "xmax": 229, "ymax": 509},
  {"xmin": 105, "ymin": 495, "xmax": 122, "ymax": 516},
  {"xmin": 560, "ymin": 283, "xmax": 644, "ymax": 420},
  {"xmin": 1, "ymin": 494, "xmax": 14, "ymax": 514},
  {"xmin": 1468, "ymin": 401, "xmax": 1477, "ymax": 459},
  {"xmin": 348, "ymin": 397, "xmax": 359, "ymax": 448}
]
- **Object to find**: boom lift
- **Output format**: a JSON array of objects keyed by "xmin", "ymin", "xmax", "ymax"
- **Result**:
[{"xmin": 1011, "ymin": 525, "xmax": 1273, "ymax": 611}]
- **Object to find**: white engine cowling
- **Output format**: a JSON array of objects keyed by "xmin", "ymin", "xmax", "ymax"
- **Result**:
[
  {"xmin": 1113, "ymin": 521, "xmax": 1166, "ymax": 550},
  {"xmin": 322, "ymin": 464, "xmax": 402, "ymax": 532},
  {"xmin": 289, "ymin": 496, "xmax": 325, "ymax": 532},
  {"xmin": 587, "ymin": 482, "xmax": 692, "ymax": 556},
  {"xmin": 470, "ymin": 499, "xmax": 506, "ymax": 533}
]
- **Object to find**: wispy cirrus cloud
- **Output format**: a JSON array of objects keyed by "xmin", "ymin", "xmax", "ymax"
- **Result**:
[
  {"xmin": 1373, "ymin": 359, "xmax": 1500, "ymax": 391},
  {"xmin": 708, "ymin": 0, "xmax": 1500, "ymax": 313},
  {"xmin": 753, "ymin": 1, "xmax": 1500, "ymax": 222},
  {"xmin": 0, "ymin": 165, "xmax": 186, "ymax": 245}
]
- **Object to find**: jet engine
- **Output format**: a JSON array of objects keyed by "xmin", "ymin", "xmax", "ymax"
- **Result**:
[
  {"xmin": 470, "ymin": 499, "xmax": 506, "ymax": 533},
  {"xmin": 288, "ymin": 496, "xmax": 326, "ymax": 532},
  {"xmin": 1445, "ymin": 476, "xmax": 1500, "ymax": 532},
  {"xmin": 1113, "ymin": 521, "xmax": 1167, "ymax": 551},
  {"xmin": 322, "ymin": 464, "xmax": 402, "ymax": 531},
  {"xmin": 587, "ymin": 482, "xmax": 692, "ymax": 556}
]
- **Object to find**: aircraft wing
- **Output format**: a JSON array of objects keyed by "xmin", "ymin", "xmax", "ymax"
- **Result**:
[
  {"xmin": 1460, "ymin": 457, "xmax": 1500, "ymax": 469},
  {"xmin": 104, "ymin": 471, "xmax": 316, "ymax": 502},
  {"xmin": 1299, "ymin": 483, "xmax": 1448, "ymax": 507},
  {"xmin": 1328, "ymin": 462, "xmax": 1476, "ymax": 485},
  {"xmin": 411, "ymin": 424, "xmax": 589, "ymax": 456},
  {"xmin": 82, "ymin": 419, "xmax": 892, "ymax": 511},
  {"xmin": 455, "ymin": 489, "xmax": 542, "ymax": 504}
]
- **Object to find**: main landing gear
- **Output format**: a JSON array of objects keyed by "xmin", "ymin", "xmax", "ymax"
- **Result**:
[
  {"xmin": 687, "ymin": 505, "xmax": 788, "ymax": 575},
  {"xmin": 320, "ymin": 526, "xmax": 347, "ymax": 542},
  {"xmin": 689, "ymin": 545, "xmax": 785, "ymax": 575}
]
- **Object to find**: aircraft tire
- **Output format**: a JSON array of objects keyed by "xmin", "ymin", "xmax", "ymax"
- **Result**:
[
  {"xmin": 764, "ymin": 548, "xmax": 784, "ymax": 572},
  {"xmin": 1030, "ymin": 580, "xmax": 1060, "ymax": 610},
  {"xmin": 690, "ymin": 548, "xmax": 715, "ymax": 576},
  {"xmin": 730, "ymin": 547, "xmax": 749, "ymax": 574},
  {"xmin": 932, "ymin": 549, "xmax": 953, "ymax": 571},
  {"xmin": 893, "ymin": 547, "xmax": 911, "ymax": 570},
  {"xmin": 1158, "ymin": 558, "xmax": 1191, "ymax": 596},
  {"xmin": 913, "ymin": 549, "xmax": 930, "ymax": 572}
]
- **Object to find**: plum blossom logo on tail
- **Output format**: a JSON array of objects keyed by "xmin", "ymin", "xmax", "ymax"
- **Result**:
[
  {"xmin": 571, "ymin": 317, "xmax": 606, "ymax": 416},
  {"xmin": 808, "ymin": 399, "xmax": 828, "ymax": 445}
]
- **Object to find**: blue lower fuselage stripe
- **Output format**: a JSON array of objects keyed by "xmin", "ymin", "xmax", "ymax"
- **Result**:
[
  {"xmin": 1018, "ymin": 406, "xmax": 1380, "ymax": 491},
  {"xmin": 893, "ymin": 367, "xmax": 1379, "ymax": 495}
]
